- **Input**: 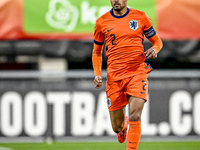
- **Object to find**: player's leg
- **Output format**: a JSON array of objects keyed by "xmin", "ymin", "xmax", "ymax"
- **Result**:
[
  {"xmin": 126, "ymin": 96, "xmax": 145, "ymax": 150},
  {"xmin": 125, "ymin": 73, "xmax": 148, "ymax": 150},
  {"xmin": 109, "ymin": 106, "xmax": 126, "ymax": 133},
  {"xmin": 109, "ymin": 107, "xmax": 129, "ymax": 143},
  {"xmin": 106, "ymin": 79, "xmax": 129, "ymax": 143}
]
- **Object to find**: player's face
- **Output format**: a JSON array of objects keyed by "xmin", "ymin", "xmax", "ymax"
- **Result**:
[{"xmin": 110, "ymin": 0, "xmax": 128, "ymax": 12}]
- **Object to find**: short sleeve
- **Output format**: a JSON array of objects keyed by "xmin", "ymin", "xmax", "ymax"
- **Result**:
[
  {"xmin": 93, "ymin": 19, "xmax": 104, "ymax": 45},
  {"xmin": 143, "ymin": 13, "xmax": 153, "ymax": 31},
  {"xmin": 143, "ymin": 13, "xmax": 156, "ymax": 38}
]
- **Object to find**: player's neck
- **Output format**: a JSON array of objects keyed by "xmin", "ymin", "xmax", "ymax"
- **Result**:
[{"xmin": 113, "ymin": 7, "xmax": 128, "ymax": 16}]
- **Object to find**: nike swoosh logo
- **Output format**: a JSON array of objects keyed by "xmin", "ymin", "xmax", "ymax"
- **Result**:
[{"xmin": 107, "ymin": 28, "xmax": 115, "ymax": 32}]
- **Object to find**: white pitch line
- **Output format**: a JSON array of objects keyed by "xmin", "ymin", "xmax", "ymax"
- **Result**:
[{"xmin": 0, "ymin": 147, "xmax": 13, "ymax": 150}]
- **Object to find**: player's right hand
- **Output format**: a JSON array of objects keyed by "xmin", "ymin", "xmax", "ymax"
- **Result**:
[{"xmin": 94, "ymin": 76, "xmax": 103, "ymax": 89}]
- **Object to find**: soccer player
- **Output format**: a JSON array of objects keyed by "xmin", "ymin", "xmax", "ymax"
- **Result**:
[{"xmin": 92, "ymin": 0, "xmax": 163, "ymax": 149}]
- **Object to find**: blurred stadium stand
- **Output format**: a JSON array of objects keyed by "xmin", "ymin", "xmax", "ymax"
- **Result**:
[
  {"xmin": 0, "ymin": 40, "xmax": 199, "ymax": 70},
  {"xmin": 0, "ymin": 40, "xmax": 94, "ymax": 70}
]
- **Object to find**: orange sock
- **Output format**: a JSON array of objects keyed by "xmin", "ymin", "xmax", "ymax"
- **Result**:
[{"xmin": 126, "ymin": 121, "xmax": 141, "ymax": 150}]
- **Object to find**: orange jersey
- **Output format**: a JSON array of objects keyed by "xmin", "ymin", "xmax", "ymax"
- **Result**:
[{"xmin": 94, "ymin": 8, "xmax": 156, "ymax": 82}]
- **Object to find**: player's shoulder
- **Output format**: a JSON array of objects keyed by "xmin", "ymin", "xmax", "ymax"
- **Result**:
[{"xmin": 129, "ymin": 8, "xmax": 146, "ymax": 16}]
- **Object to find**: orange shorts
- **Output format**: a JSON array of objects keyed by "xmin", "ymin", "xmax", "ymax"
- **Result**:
[{"xmin": 106, "ymin": 73, "xmax": 148, "ymax": 111}]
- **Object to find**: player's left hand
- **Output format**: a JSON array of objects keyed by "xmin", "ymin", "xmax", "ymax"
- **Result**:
[{"xmin": 144, "ymin": 48, "xmax": 157, "ymax": 59}]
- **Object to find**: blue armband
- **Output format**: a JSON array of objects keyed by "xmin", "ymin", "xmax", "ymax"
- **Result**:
[{"xmin": 144, "ymin": 26, "xmax": 156, "ymax": 38}]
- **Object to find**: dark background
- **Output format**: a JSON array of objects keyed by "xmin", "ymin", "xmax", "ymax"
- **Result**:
[{"xmin": 0, "ymin": 39, "xmax": 199, "ymax": 70}]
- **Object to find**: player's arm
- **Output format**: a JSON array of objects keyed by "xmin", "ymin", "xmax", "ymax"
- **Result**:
[
  {"xmin": 93, "ymin": 18, "xmax": 104, "ymax": 88},
  {"xmin": 142, "ymin": 12, "xmax": 163, "ymax": 59},
  {"xmin": 144, "ymin": 33, "xmax": 163, "ymax": 59},
  {"xmin": 92, "ymin": 43, "xmax": 103, "ymax": 89}
]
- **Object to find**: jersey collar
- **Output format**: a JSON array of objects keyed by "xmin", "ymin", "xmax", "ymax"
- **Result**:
[{"xmin": 110, "ymin": 8, "xmax": 130, "ymax": 18}]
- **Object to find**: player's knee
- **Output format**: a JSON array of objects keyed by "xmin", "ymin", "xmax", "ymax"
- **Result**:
[
  {"xmin": 129, "ymin": 112, "xmax": 141, "ymax": 121},
  {"xmin": 112, "ymin": 123, "xmax": 124, "ymax": 133}
]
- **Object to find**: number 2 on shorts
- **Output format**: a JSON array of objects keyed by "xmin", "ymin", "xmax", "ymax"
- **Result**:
[{"xmin": 142, "ymin": 80, "xmax": 147, "ymax": 91}]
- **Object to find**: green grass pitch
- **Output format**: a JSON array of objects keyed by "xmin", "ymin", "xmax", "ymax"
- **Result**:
[{"xmin": 0, "ymin": 141, "xmax": 200, "ymax": 150}]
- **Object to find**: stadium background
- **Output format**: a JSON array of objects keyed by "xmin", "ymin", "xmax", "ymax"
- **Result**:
[{"xmin": 0, "ymin": 0, "xmax": 200, "ymax": 149}]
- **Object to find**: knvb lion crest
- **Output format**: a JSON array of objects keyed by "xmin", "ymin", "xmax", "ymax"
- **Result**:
[
  {"xmin": 107, "ymin": 98, "xmax": 111, "ymax": 107},
  {"xmin": 129, "ymin": 20, "xmax": 138, "ymax": 31}
]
